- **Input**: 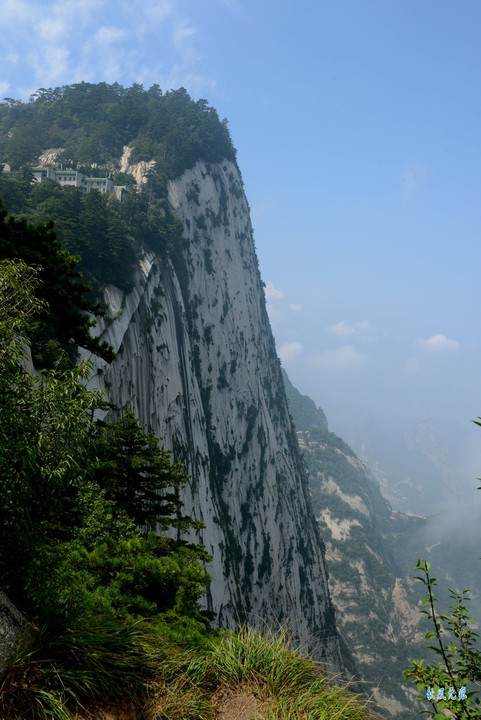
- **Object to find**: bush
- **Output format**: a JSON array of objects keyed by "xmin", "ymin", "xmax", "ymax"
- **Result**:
[{"xmin": 404, "ymin": 559, "xmax": 481, "ymax": 718}]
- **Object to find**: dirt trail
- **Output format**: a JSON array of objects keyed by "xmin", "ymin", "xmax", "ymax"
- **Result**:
[
  {"xmin": 212, "ymin": 685, "xmax": 270, "ymax": 720},
  {"xmin": 76, "ymin": 685, "xmax": 271, "ymax": 720}
]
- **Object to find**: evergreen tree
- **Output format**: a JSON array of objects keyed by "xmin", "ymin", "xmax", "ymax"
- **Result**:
[
  {"xmin": 0, "ymin": 198, "xmax": 114, "ymax": 366},
  {"xmin": 91, "ymin": 410, "xmax": 202, "ymax": 534}
]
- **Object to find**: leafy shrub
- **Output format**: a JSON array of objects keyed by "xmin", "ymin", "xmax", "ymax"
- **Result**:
[{"xmin": 404, "ymin": 559, "xmax": 481, "ymax": 719}]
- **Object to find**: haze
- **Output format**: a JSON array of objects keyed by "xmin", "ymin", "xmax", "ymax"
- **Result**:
[{"xmin": 2, "ymin": 0, "xmax": 481, "ymax": 510}]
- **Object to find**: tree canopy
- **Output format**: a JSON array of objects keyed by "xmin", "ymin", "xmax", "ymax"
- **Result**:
[
  {"xmin": 0, "ymin": 82, "xmax": 236, "ymax": 175},
  {"xmin": 0, "ymin": 198, "xmax": 114, "ymax": 366},
  {"xmin": 0, "ymin": 82, "xmax": 220, "ymax": 300},
  {"xmin": 0, "ymin": 212, "xmax": 211, "ymax": 629}
]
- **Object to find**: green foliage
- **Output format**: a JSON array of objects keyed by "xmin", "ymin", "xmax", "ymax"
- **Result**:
[
  {"xmin": 0, "ymin": 198, "xmax": 114, "ymax": 365},
  {"xmin": 0, "ymin": 169, "xmax": 184, "ymax": 297},
  {"xmin": 0, "ymin": 82, "xmax": 236, "ymax": 299},
  {"xmin": 27, "ymin": 531, "xmax": 211, "ymax": 624},
  {"xmin": 0, "ymin": 255, "xmax": 211, "ymax": 629},
  {"xmin": 0, "ymin": 295, "xmax": 104, "ymax": 594},
  {"xmin": 90, "ymin": 409, "xmax": 200, "ymax": 531},
  {"xmin": 0, "ymin": 256, "xmax": 44, "ymax": 349},
  {"xmin": 0, "ymin": 82, "xmax": 235, "ymax": 173},
  {"xmin": 0, "ymin": 616, "xmax": 168, "ymax": 720},
  {"xmin": 6, "ymin": 180, "xmax": 136, "ymax": 294},
  {"xmin": 404, "ymin": 559, "xmax": 481, "ymax": 719},
  {"xmin": 281, "ymin": 368, "xmax": 328, "ymax": 432}
]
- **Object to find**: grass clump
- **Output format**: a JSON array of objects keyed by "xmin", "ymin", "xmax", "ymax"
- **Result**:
[
  {"xmin": 0, "ymin": 616, "xmax": 168, "ymax": 719},
  {"xmin": 166, "ymin": 625, "xmax": 381, "ymax": 720},
  {"xmin": 200, "ymin": 626, "xmax": 320, "ymax": 693},
  {"xmin": 145, "ymin": 675, "xmax": 212, "ymax": 720},
  {"xmin": 1, "ymin": 622, "xmax": 381, "ymax": 720}
]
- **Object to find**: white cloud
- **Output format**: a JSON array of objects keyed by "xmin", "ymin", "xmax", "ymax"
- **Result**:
[
  {"xmin": 0, "ymin": 0, "xmax": 214, "ymax": 101},
  {"xmin": 356, "ymin": 320, "xmax": 371, "ymax": 330},
  {"xmin": 218, "ymin": 0, "xmax": 248, "ymax": 20},
  {"xmin": 219, "ymin": 0, "xmax": 241, "ymax": 11},
  {"xmin": 94, "ymin": 26, "xmax": 126, "ymax": 46},
  {"xmin": 278, "ymin": 342, "xmax": 303, "ymax": 364},
  {"xmin": 329, "ymin": 321, "xmax": 355, "ymax": 336},
  {"xmin": 143, "ymin": 1, "xmax": 175, "ymax": 23},
  {"xmin": 6, "ymin": 52, "xmax": 20, "ymax": 66},
  {"xmin": 313, "ymin": 345, "xmax": 365, "ymax": 370},
  {"xmin": 402, "ymin": 162, "xmax": 427, "ymax": 200},
  {"xmin": 328, "ymin": 320, "xmax": 372, "ymax": 336},
  {"xmin": 264, "ymin": 284, "xmax": 302, "ymax": 324},
  {"xmin": 2, "ymin": 0, "xmax": 31, "ymax": 24},
  {"xmin": 420, "ymin": 334, "xmax": 460, "ymax": 354},
  {"xmin": 266, "ymin": 303, "xmax": 282, "ymax": 322},
  {"xmin": 41, "ymin": 47, "xmax": 71, "ymax": 85},
  {"xmin": 173, "ymin": 20, "xmax": 197, "ymax": 49},
  {"xmin": 38, "ymin": 18, "xmax": 67, "ymax": 43},
  {"xmin": 264, "ymin": 282, "xmax": 284, "ymax": 301}
]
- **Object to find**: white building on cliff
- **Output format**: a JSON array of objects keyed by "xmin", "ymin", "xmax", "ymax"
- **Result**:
[{"xmin": 30, "ymin": 166, "xmax": 128, "ymax": 201}]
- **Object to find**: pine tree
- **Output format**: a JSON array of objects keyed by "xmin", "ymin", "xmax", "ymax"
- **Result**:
[
  {"xmin": 0, "ymin": 198, "xmax": 114, "ymax": 366},
  {"xmin": 91, "ymin": 410, "xmax": 201, "ymax": 535}
]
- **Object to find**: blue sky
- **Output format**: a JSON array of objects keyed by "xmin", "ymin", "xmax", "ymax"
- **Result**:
[{"xmin": 3, "ymin": 0, "xmax": 481, "ymax": 500}]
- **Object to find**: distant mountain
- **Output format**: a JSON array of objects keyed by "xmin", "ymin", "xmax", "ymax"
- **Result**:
[
  {"xmin": 340, "ymin": 415, "xmax": 480, "ymax": 516},
  {"xmin": 282, "ymin": 372, "xmax": 429, "ymax": 719},
  {"xmin": 281, "ymin": 369, "xmax": 328, "ymax": 432},
  {"xmin": 355, "ymin": 421, "xmax": 442, "ymax": 514},
  {"xmin": 283, "ymin": 371, "xmax": 481, "ymax": 718}
]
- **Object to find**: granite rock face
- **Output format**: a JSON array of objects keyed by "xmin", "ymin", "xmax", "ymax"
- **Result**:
[
  {"xmin": 0, "ymin": 590, "xmax": 33, "ymax": 681},
  {"xmin": 87, "ymin": 159, "xmax": 342, "ymax": 668}
]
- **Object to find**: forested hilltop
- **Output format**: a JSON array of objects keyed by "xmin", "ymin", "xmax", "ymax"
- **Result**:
[
  {"xmin": 0, "ymin": 83, "xmax": 235, "ymax": 299},
  {"xmin": 0, "ymin": 82, "xmax": 235, "ymax": 173}
]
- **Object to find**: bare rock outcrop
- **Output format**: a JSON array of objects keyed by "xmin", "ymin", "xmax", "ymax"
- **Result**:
[{"xmin": 0, "ymin": 590, "xmax": 33, "ymax": 681}]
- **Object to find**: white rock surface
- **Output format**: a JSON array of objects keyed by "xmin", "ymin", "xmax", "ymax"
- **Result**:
[
  {"xmin": 87, "ymin": 160, "xmax": 343, "ymax": 668},
  {"xmin": 0, "ymin": 590, "xmax": 33, "ymax": 681},
  {"xmin": 119, "ymin": 145, "xmax": 155, "ymax": 184}
]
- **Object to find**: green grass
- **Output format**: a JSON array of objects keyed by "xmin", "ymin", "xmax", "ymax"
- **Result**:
[
  {"xmin": 1, "ymin": 621, "xmax": 382, "ymax": 720},
  {"xmin": 0, "ymin": 616, "xmax": 166, "ymax": 719},
  {"xmin": 186, "ymin": 626, "xmax": 380, "ymax": 719}
]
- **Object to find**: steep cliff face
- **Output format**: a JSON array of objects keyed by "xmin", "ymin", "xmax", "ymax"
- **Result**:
[{"xmin": 87, "ymin": 159, "xmax": 342, "ymax": 667}]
